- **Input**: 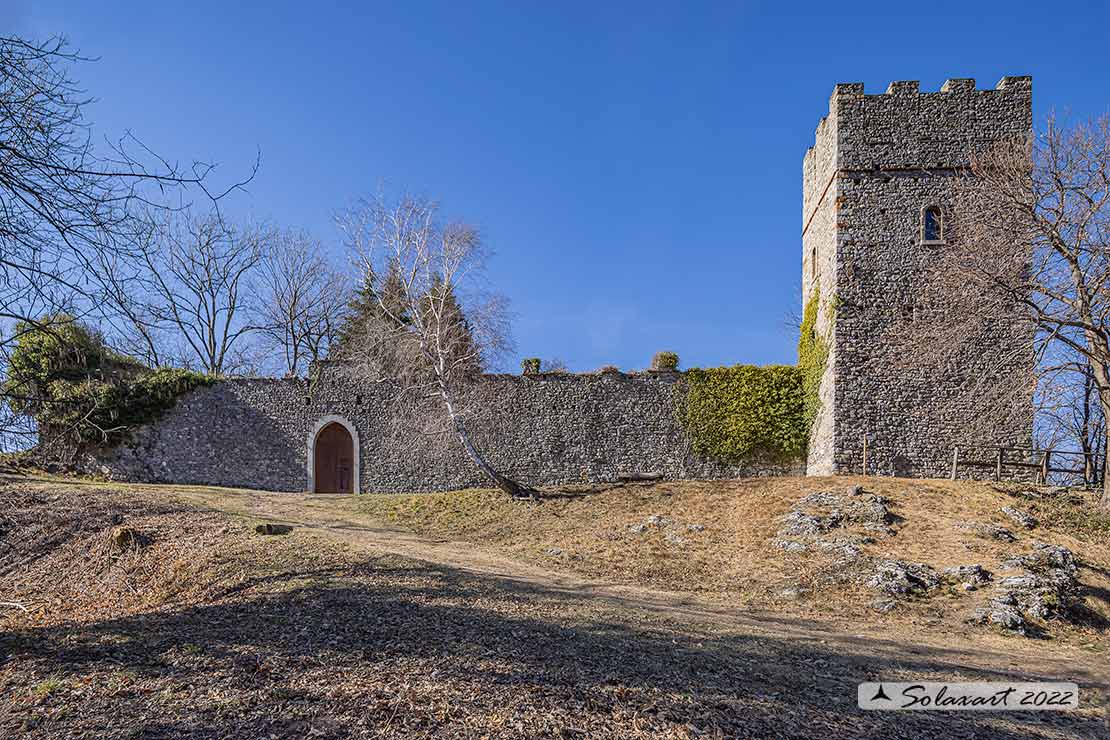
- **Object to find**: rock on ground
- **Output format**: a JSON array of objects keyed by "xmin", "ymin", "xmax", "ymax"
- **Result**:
[
  {"xmin": 942, "ymin": 564, "xmax": 992, "ymax": 591},
  {"xmin": 993, "ymin": 541, "xmax": 1079, "ymax": 622},
  {"xmin": 774, "ymin": 487, "xmax": 893, "ymax": 556},
  {"xmin": 627, "ymin": 515, "xmax": 704, "ymax": 537},
  {"xmin": 972, "ymin": 598, "xmax": 1029, "ymax": 635},
  {"xmin": 972, "ymin": 540, "xmax": 1080, "ymax": 634},
  {"xmin": 955, "ymin": 521, "xmax": 1017, "ymax": 542},
  {"xmin": 1000, "ymin": 506, "xmax": 1038, "ymax": 529},
  {"xmin": 865, "ymin": 559, "xmax": 940, "ymax": 596}
]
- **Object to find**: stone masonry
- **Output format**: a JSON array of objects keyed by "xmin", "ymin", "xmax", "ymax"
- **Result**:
[
  {"xmin": 802, "ymin": 77, "xmax": 1034, "ymax": 477},
  {"xmin": 89, "ymin": 365, "xmax": 788, "ymax": 493}
]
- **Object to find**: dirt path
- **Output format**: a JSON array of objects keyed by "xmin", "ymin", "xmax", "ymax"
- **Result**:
[{"xmin": 160, "ymin": 484, "xmax": 1110, "ymax": 694}]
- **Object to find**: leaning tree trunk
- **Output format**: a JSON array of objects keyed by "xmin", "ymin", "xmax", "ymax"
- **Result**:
[
  {"xmin": 439, "ymin": 382, "xmax": 532, "ymax": 498},
  {"xmin": 1095, "ymin": 383, "xmax": 1110, "ymax": 508}
]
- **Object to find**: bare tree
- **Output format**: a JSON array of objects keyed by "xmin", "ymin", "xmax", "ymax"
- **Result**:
[
  {"xmin": 1036, "ymin": 353, "xmax": 1107, "ymax": 487},
  {"xmin": 0, "ymin": 36, "xmax": 247, "ymax": 341},
  {"xmin": 256, "ymin": 230, "xmax": 349, "ymax": 376},
  {"xmin": 0, "ymin": 34, "xmax": 251, "ymax": 444},
  {"xmin": 90, "ymin": 219, "xmax": 169, "ymax": 368},
  {"xmin": 337, "ymin": 193, "xmax": 526, "ymax": 497},
  {"xmin": 902, "ymin": 116, "xmax": 1110, "ymax": 506},
  {"xmin": 143, "ymin": 213, "xmax": 265, "ymax": 376}
]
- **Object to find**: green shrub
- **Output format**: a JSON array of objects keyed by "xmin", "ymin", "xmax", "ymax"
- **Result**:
[
  {"xmin": 797, "ymin": 289, "xmax": 830, "ymax": 430},
  {"xmin": 4, "ymin": 316, "xmax": 142, "ymax": 415},
  {"xmin": 6, "ymin": 317, "xmax": 213, "ymax": 447},
  {"xmin": 651, "ymin": 351, "xmax": 679, "ymax": 371},
  {"xmin": 521, "ymin": 358, "xmax": 541, "ymax": 375},
  {"xmin": 682, "ymin": 365, "xmax": 806, "ymax": 464}
]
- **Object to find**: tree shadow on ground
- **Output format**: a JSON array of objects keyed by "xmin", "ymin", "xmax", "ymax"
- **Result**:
[{"xmin": 3, "ymin": 555, "xmax": 1108, "ymax": 739}]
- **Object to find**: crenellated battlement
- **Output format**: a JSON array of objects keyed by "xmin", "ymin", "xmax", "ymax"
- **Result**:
[
  {"xmin": 804, "ymin": 74, "xmax": 1032, "ymax": 173},
  {"xmin": 830, "ymin": 76, "xmax": 1031, "ymax": 97}
]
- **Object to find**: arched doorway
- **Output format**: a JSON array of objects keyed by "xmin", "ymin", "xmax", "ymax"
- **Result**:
[{"xmin": 308, "ymin": 416, "xmax": 359, "ymax": 494}]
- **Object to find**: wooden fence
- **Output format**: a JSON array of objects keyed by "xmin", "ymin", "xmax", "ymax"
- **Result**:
[{"xmin": 949, "ymin": 446, "xmax": 1104, "ymax": 486}]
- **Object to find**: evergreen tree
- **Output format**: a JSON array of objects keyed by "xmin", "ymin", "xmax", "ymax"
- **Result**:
[
  {"xmin": 333, "ymin": 268, "xmax": 378, "ymax": 352},
  {"xmin": 377, "ymin": 262, "xmax": 410, "ymax": 327},
  {"xmin": 422, "ymin": 276, "xmax": 482, "ymax": 377},
  {"xmin": 332, "ymin": 261, "xmax": 410, "ymax": 357}
]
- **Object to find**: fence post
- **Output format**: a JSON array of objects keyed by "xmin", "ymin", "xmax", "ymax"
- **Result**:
[
  {"xmin": 995, "ymin": 448, "xmax": 1003, "ymax": 482},
  {"xmin": 1039, "ymin": 451, "xmax": 1050, "ymax": 485},
  {"xmin": 950, "ymin": 447, "xmax": 959, "ymax": 480}
]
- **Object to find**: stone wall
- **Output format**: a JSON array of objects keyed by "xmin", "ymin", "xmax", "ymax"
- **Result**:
[
  {"xmin": 802, "ymin": 77, "xmax": 1035, "ymax": 478},
  {"xmin": 801, "ymin": 91, "xmax": 841, "ymax": 476},
  {"xmin": 89, "ymin": 366, "xmax": 789, "ymax": 493}
]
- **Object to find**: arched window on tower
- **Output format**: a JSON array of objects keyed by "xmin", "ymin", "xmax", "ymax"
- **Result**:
[{"xmin": 921, "ymin": 205, "xmax": 943, "ymax": 243}]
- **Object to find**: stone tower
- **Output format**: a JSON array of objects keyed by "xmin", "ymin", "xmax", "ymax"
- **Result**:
[{"xmin": 802, "ymin": 77, "xmax": 1033, "ymax": 478}]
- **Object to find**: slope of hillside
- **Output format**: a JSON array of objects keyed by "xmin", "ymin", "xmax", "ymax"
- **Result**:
[{"xmin": 345, "ymin": 476, "xmax": 1110, "ymax": 640}]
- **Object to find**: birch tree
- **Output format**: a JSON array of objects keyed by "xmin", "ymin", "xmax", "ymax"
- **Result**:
[{"xmin": 337, "ymin": 193, "xmax": 525, "ymax": 497}]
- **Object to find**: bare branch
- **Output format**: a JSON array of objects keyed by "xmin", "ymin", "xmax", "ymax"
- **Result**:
[{"xmin": 336, "ymin": 192, "xmax": 525, "ymax": 497}]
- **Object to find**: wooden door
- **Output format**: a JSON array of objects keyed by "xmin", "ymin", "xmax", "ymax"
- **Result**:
[{"xmin": 314, "ymin": 422, "xmax": 354, "ymax": 493}]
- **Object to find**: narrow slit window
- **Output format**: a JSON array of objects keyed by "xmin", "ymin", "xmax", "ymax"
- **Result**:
[
  {"xmin": 922, "ymin": 206, "xmax": 943, "ymax": 242},
  {"xmin": 811, "ymin": 246, "xmax": 817, "ymax": 281}
]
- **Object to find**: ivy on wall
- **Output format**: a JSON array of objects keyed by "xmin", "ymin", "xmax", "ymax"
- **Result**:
[
  {"xmin": 4, "ymin": 317, "xmax": 213, "ymax": 447},
  {"xmin": 682, "ymin": 364, "xmax": 807, "ymax": 464},
  {"xmin": 680, "ymin": 290, "xmax": 830, "ymax": 465},
  {"xmin": 797, "ymin": 288, "xmax": 830, "ymax": 430}
]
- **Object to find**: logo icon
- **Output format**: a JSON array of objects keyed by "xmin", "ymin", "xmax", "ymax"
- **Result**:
[{"xmin": 870, "ymin": 684, "xmax": 891, "ymax": 702}]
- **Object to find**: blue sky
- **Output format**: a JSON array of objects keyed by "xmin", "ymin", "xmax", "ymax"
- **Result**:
[{"xmin": 7, "ymin": 1, "xmax": 1110, "ymax": 372}]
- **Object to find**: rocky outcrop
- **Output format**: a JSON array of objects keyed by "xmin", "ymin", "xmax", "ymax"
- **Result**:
[
  {"xmin": 1000, "ymin": 506, "xmax": 1037, "ymax": 530},
  {"xmin": 973, "ymin": 541, "xmax": 1080, "ymax": 634},
  {"xmin": 942, "ymin": 564, "xmax": 992, "ymax": 591},
  {"xmin": 865, "ymin": 559, "xmax": 940, "ymax": 596},
  {"xmin": 774, "ymin": 487, "xmax": 894, "ymax": 556},
  {"xmin": 974, "ymin": 599, "xmax": 1028, "ymax": 633},
  {"xmin": 955, "ymin": 521, "xmax": 1016, "ymax": 542}
]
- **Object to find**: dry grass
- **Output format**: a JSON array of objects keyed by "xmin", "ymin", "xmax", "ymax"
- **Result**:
[
  {"xmin": 0, "ymin": 481, "xmax": 259, "ymax": 628},
  {"xmin": 345, "ymin": 476, "xmax": 1110, "ymax": 634},
  {"xmin": 347, "ymin": 478, "xmax": 822, "ymax": 600}
]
